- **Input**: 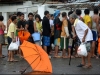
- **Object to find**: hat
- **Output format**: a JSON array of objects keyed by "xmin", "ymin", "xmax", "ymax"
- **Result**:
[{"xmin": 54, "ymin": 10, "xmax": 60, "ymax": 18}]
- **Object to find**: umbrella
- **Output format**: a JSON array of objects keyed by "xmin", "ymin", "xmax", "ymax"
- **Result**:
[
  {"xmin": 98, "ymin": 38, "xmax": 100, "ymax": 55},
  {"xmin": 18, "ymin": 31, "xmax": 30, "ymax": 43},
  {"xmin": 20, "ymin": 41, "xmax": 52, "ymax": 74}
]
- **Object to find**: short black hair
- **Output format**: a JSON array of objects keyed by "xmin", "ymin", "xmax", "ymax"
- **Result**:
[
  {"xmin": 0, "ymin": 15, "xmax": 4, "ymax": 21},
  {"xmin": 44, "ymin": 10, "xmax": 49, "ymax": 15},
  {"xmin": 99, "ymin": 13, "xmax": 100, "ymax": 17},
  {"xmin": 68, "ymin": 11, "xmax": 73, "ymax": 16},
  {"xmin": 11, "ymin": 16, "xmax": 17, "ymax": 21},
  {"xmin": 35, "ymin": 14, "xmax": 42, "ymax": 21},
  {"xmin": 76, "ymin": 9, "xmax": 81, "ymax": 16},
  {"xmin": 62, "ymin": 12, "xmax": 67, "ymax": 17},
  {"xmin": 17, "ymin": 12, "xmax": 21, "ymax": 16},
  {"xmin": 19, "ymin": 13, "xmax": 24, "ymax": 16},
  {"xmin": 50, "ymin": 14, "xmax": 54, "ymax": 17},
  {"xmin": 9, "ymin": 14, "xmax": 12, "ymax": 18},
  {"xmin": 84, "ymin": 9, "xmax": 90, "ymax": 15},
  {"xmin": 93, "ymin": 8, "xmax": 98, "ymax": 14},
  {"xmin": 28, "ymin": 12, "xmax": 34, "ymax": 17}
]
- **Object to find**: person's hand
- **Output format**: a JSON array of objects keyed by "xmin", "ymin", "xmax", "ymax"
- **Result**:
[{"xmin": 82, "ymin": 38, "xmax": 85, "ymax": 42}]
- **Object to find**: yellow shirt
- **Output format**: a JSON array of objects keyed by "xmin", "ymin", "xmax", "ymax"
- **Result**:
[
  {"xmin": 61, "ymin": 19, "xmax": 68, "ymax": 37},
  {"xmin": 36, "ymin": 22, "xmax": 42, "ymax": 33},
  {"xmin": 83, "ymin": 15, "xmax": 92, "ymax": 26},
  {"xmin": 7, "ymin": 22, "xmax": 16, "ymax": 38}
]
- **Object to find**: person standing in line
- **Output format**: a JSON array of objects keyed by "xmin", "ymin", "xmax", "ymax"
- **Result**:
[
  {"xmin": 69, "ymin": 13, "xmax": 93, "ymax": 68},
  {"xmin": 7, "ymin": 16, "xmax": 18, "ymax": 62},
  {"xmin": 34, "ymin": 14, "xmax": 42, "ymax": 46},
  {"xmin": 0, "ymin": 15, "xmax": 6, "ymax": 58},
  {"xmin": 60, "ymin": 12, "xmax": 69, "ymax": 58},
  {"xmin": 27, "ymin": 13, "xmax": 34, "ymax": 35},
  {"xmin": 17, "ymin": 13, "xmax": 27, "ymax": 58},
  {"xmin": 53, "ymin": 10, "xmax": 62, "ymax": 58},
  {"xmin": 49, "ymin": 14, "xmax": 54, "ymax": 54},
  {"xmin": 67, "ymin": 11, "xmax": 75, "ymax": 58},
  {"xmin": 83, "ymin": 9, "xmax": 92, "ymax": 29},
  {"xmin": 42, "ymin": 11, "xmax": 51, "ymax": 54},
  {"xmin": 91, "ymin": 8, "xmax": 99, "ymax": 58},
  {"xmin": 73, "ymin": 9, "xmax": 84, "ymax": 58}
]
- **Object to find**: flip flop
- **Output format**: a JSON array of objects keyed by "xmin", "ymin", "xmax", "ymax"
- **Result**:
[
  {"xmin": 54, "ymin": 56, "xmax": 62, "ymax": 58},
  {"xmin": 0, "ymin": 55, "xmax": 6, "ymax": 58},
  {"xmin": 10, "ymin": 60, "xmax": 19, "ymax": 62},
  {"xmin": 62, "ymin": 56, "xmax": 69, "ymax": 58},
  {"xmin": 83, "ymin": 65, "xmax": 92, "ymax": 69}
]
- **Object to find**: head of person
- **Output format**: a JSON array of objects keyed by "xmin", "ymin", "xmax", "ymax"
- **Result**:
[
  {"xmin": 11, "ymin": 16, "xmax": 17, "ymax": 23},
  {"xmin": 69, "ymin": 13, "xmax": 78, "ymax": 25},
  {"xmin": 76, "ymin": 9, "xmax": 82, "ymax": 16},
  {"xmin": 44, "ymin": 10, "xmax": 50, "ymax": 18},
  {"xmin": 35, "ymin": 14, "xmax": 42, "ymax": 22},
  {"xmin": 9, "ymin": 14, "xmax": 12, "ymax": 19},
  {"xmin": 68, "ymin": 11, "xmax": 73, "ymax": 17},
  {"xmin": 0, "ymin": 15, "xmax": 4, "ymax": 21},
  {"xmin": 62, "ymin": 12, "xmax": 67, "ymax": 18},
  {"xmin": 19, "ymin": 13, "xmax": 24, "ymax": 21},
  {"xmin": 93, "ymin": 8, "xmax": 98, "ymax": 14},
  {"xmin": 54, "ymin": 10, "xmax": 60, "ymax": 18},
  {"xmin": 84, "ymin": 9, "xmax": 90, "ymax": 15},
  {"xmin": 28, "ymin": 12, "xmax": 34, "ymax": 20},
  {"xmin": 50, "ymin": 14, "xmax": 54, "ymax": 20},
  {"xmin": 17, "ymin": 12, "xmax": 21, "ymax": 17}
]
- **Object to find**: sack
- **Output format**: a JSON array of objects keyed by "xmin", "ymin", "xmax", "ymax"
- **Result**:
[
  {"xmin": 77, "ymin": 43, "xmax": 87, "ymax": 56},
  {"xmin": 8, "ymin": 42, "xmax": 18, "ymax": 50}
]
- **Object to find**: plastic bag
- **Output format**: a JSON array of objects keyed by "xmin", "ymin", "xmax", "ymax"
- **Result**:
[
  {"xmin": 77, "ymin": 43, "xmax": 87, "ymax": 56},
  {"xmin": 8, "ymin": 42, "xmax": 18, "ymax": 51}
]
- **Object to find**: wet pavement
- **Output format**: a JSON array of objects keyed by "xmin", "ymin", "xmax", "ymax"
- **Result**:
[{"xmin": 0, "ymin": 46, "xmax": 100, "ymax": 74}]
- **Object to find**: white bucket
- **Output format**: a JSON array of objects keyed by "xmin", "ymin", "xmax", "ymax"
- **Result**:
[{"xmin": 32, "ymin": 32, "xmax": 40, "ymax": 41}]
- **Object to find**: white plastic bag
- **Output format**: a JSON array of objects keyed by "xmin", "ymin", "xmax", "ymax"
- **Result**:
[
  {"xmin": 77, "ymin": 43, "xmax": 87, "ymax": 56},
  {"xmin": 8, "ymin": 42, "xmax": 18, "ymax": 51}
]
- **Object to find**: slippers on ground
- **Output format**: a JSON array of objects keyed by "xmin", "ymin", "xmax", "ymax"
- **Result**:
[
  {"xmin": 54, "ymin": 56, "xmax": 62, "ymax": 58},
  {"xmin": 0, "ymin": 55, "xmax": 6, "ymax": 58},
  {"xmin": 82, "ymin": 65, "xmax": 92, "ymax": 69},
  {"xmin": 10, "ymin": 60, "xmax": 19, "ymax": 62},
  {"xmin": 62, "ymin": 56, "xmax": 69, "ymax": 58}
]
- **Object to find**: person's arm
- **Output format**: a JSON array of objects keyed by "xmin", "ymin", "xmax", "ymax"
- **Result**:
[
  {"xmin": 82, "ymin": 29, "xmax": 88, "ymax": 42},
  {"xmin": 87, "ymin": 22, "xmax": 91, "ymax": 29},
  {"xmin": 34, "ymin": 22, "xmax": 38, "ymax": 32},
  {"xmin": 96, "ymin": 17, "xmax": 99, "ymax": 33},
  {"xmin": 72, "ymin": 25, "xmax": 76, "ymax": 39},
  {"xmin": 63, "ymin": 20, "xmax": 69, "ymax": 37}
]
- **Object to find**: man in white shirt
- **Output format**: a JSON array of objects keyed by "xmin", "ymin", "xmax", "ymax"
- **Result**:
[{"xmin": 69, "ymin": 13, "xmax": 93, "ymax": 68}]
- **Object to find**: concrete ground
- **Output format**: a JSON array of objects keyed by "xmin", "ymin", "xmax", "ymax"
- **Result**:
[{"xmin": 0, "ymin": 46, "xmax": 100, "ymax": 74}]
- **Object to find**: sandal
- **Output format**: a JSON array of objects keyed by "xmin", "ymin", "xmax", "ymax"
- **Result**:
[
  {"xmin": 10, "ymin": 60, "xmax": 19, "ymax": 62},
  {"xmin": 83, "ymin": 65, "xmax": 92, "ymax": 69},
  {"xmin": 0, "ymin": 55, "xmax": 6, "ymax": 58},
  {"xmin": 54, "ymin": 55, "xmax": 62, "ymax": 58},
  {"xmin": 62, "ymin": 56, "xmax": 69, "ymax": 58},
  {"xmin": 77, "ymin": 64, "xmax": 85, "ymax": 67}
]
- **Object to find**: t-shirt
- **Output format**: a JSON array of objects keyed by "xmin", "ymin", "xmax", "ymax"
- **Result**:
[
  {"xmin": 17, "ymin": 20, "xmax": 26, "ymax": 29},
  {"xmin": 83, "ymin": 15, "xmax": 92, "ymax": 26},
  {"xmin": 42, "ymin": 16, "xmax": 51, "ymax": 36},
  {"xmin": 7, "ymin": 22, "xmax": 16, "ymax": 38},
  {"xmin": 74, "ymin": 19, "xmax": 93, "ymax": 42},
  {"xmin": 49, "ymin": 19, "xmax": 54, "ymax": 27}
]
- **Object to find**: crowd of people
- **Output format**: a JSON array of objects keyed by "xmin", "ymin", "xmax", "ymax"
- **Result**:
[{"xmin": 0, "ymin": 8, "xmax": 100, "ymax": 68}]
